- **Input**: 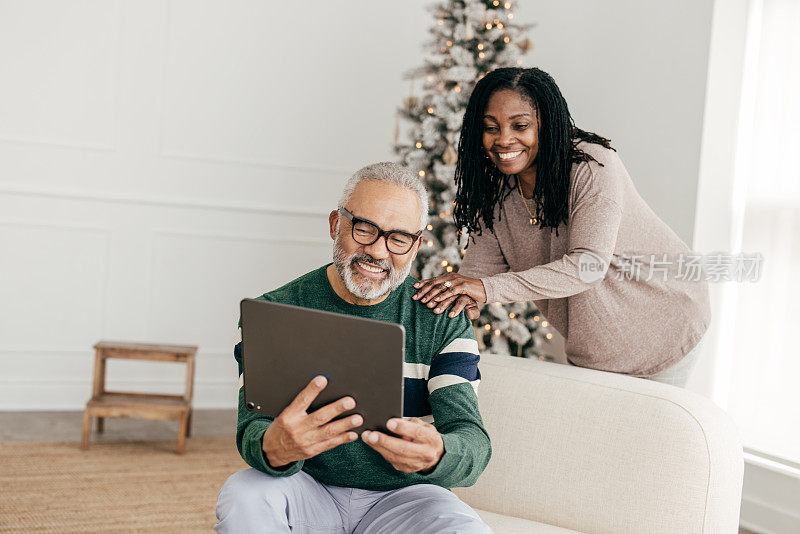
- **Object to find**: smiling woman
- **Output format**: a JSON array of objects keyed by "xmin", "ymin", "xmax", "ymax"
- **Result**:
[{"xmin": 413, "ymin": 67, "xmax": 711, "ymax": 387}]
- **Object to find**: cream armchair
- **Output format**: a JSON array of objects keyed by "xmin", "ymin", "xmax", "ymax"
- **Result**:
[{"xmin": 455, "ymin": 354, "xmax": 744, "ymax": 533}]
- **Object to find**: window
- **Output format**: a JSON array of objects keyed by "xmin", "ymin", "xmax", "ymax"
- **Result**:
[{"xmin": 728, "ymin": 0, "xmax": 800, "ymax": 464}]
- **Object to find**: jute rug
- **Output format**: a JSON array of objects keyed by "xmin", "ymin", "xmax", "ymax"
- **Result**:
[{"xmin": 0, "ymin": 438, "xmax": 248, "ymax": 533}]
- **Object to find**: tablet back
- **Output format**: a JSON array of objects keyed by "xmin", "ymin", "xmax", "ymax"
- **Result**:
[{"xmin": 240, "ymin": 298, "xmax": 405, "ymax": 432}]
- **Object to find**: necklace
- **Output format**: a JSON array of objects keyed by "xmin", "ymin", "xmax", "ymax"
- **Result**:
[{"xmin": 517, "ymin": 178, "xmax": 538, "ymax": 225}]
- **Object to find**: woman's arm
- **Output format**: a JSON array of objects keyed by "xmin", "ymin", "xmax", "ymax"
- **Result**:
[
  {"xmin": 481, "ymin": 161, "xmax": 624, "ymax": 303},
  {"xmin": 421, "ymin": 155, "xmax": 625, "ymax": 306}
]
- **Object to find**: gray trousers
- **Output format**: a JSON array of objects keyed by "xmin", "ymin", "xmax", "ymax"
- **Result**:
[
  {"xmin": 214, "ymin": 468, "xmax": 492, "ymax": 534},
  {"xmin": 645, "ymin": 336, "xmax": 705, "ymax": 388}
]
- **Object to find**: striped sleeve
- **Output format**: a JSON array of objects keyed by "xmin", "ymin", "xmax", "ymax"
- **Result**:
[
  {"xmin": 420, "ymin": 315, "xmax": 491, "ymax": 489},
  {"xmin": 428, "ymin": 337, "xmax": 481, "ymax": 395}
]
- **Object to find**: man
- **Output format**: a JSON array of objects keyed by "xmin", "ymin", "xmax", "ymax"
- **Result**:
[{"xmin": 214, "ymin": 162, "xmax": 492, "ymax": 533}]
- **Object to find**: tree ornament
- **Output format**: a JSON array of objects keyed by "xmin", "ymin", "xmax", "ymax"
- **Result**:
[{"xmin": 442, "ymin": 143, "xmax": 458, "ymax": 166}]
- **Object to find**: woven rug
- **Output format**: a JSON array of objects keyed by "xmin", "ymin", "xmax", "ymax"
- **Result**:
[{"xmin": 0, "ymin": 438, "xmax": 248, "ymax": 533}]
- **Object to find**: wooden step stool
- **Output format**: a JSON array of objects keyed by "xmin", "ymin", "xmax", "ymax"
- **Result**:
[{"xmin": 81, "ymin": 341, "xmax": 198, "ymax": 454}]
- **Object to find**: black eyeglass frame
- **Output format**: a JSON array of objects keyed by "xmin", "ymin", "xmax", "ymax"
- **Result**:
[{"xmin": 338, "ymin": 206, "xmax": 422, "ymax": 255}]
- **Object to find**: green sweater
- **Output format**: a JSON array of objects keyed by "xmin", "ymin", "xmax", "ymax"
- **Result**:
[{"xmin": 233, "ymin": 264, "xmax": 491, "ymax": 490}]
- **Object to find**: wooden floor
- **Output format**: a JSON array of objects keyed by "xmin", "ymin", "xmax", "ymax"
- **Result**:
[
  {"xmin": 0, "ymin": 409, "xmax": 235, "ymax": 442},
  {"xmin": 0, "ymin": 409, "xmax": 758, "ymax": 534}
]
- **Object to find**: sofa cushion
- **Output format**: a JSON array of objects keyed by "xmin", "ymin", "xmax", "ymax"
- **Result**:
[
  {"xmin": 475, "ymin": 508, "xmax": 583, "ymax": 533},
  {"xmin": 454, "ymin": 354, "xmax": 743, "ymax": 533}
]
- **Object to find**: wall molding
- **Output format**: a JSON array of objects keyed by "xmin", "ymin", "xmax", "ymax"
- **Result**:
[
  {"xmin": 740, "ymin": 451, "xmax": 800, "ymax": 534},
  {"xmin": 0, "ymin": 184, "xmax": 330, "ymax": 219},
  {"xmin": 158, "ymin": 149, "xmax": 352, "ymax": 176},
  {"xmin": 152, "ymin": 228, "xmax": 331, "ymax": 247}
]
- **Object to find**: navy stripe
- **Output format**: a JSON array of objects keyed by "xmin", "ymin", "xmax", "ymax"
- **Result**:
[
  {"xmin": 403, "ymin": 377, "xmax": 432, "ymax": 417},
  {"xmin": 429, "ymin": 351, "xmax": 480, "ymax": 381},
  {"xmin": 234, "ymin": 342, "xmax": 243, "ymax": 376}
]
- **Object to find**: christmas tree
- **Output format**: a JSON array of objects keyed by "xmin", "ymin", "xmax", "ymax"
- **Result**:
[{"xmin": 394, "ymin": 0, "xmax": 553, "ymax": 359}]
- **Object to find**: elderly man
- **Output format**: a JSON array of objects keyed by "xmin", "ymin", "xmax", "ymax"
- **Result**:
[{"xmin": 214, "ymin": 162, "xmax": 492, "ymax": 533}]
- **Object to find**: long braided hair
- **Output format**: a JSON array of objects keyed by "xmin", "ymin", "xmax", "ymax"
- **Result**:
[{"xmin": 454, "ymin": 67, "xmax": 614, "ymax": 238}]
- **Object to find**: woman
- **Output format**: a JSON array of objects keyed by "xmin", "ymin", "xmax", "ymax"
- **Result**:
[{"xmin": 412, "ymin": 67, "xmax": 710, "ymax": 387}]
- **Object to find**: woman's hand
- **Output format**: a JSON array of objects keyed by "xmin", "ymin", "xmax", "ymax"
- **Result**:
[{"xmin": 413, "ymin": 273, "xmax": 486, "ymax": 320}]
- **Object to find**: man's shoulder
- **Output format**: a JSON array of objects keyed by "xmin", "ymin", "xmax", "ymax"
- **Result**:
[
  {"xmin": 397, "ymin": 275, "xmax": 477, "ymax": 347},
  {"xmin": 257, "ymin": 265, "xmax": 329, "ymax": 305}
]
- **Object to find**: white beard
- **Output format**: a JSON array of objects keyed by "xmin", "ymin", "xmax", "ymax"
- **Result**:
[{"xmin": 332, "ymin": 233, "xmax": 411, "ymax": 301}]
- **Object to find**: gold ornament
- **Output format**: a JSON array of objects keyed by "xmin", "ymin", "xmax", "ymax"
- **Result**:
[
  {"xmin": 518, "ymin": 37, "xmax": 533, "ymax": 52},
  {"xmin": 402, "ymin": 95, "xmax": 419, "ymax": 112},
  {"xmin": 442, "ymin": 143, "xmax": 458, "ymax": 166},
  {"xmin": 464, "ymin": 16, "xmax": 475, "ymax": 40}
]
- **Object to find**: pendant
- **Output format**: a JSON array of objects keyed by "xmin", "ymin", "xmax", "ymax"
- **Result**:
[{"xmin": 530, "ymin": 217, "xmax": 536, "ymax": 225}]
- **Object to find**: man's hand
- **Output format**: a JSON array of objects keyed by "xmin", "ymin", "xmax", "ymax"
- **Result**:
[
  {"xmin": 262, "ymin": 376, "xmax": 361, "ymax": 468},
  {"xmin": 362, "ymin": 417, "xmax": 444, "ymax": 474}
]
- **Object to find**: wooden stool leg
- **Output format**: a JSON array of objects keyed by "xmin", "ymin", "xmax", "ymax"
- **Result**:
[
  {"xmin": 97, "ymin": 417, "xmax": 104, "ymax": 433},
  {"xmin": 81, "ymin": 410, "xmax": 92, "ymax": 450},
  {"xmin": 185, "ymin": 409, "xmax": 192, "ymax": 437},
  {"xmin": 177, "ymin": 412, "xmax": 189, "ymax": 454}
]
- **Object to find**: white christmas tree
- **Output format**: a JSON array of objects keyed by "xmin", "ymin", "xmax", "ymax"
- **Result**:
[{"xmin": 394, "ymin": 0, "xmax": 554, "ymax": 359}]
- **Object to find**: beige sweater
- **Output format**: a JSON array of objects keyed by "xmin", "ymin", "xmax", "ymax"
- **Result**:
[{"xmin": 459, "ymin": 142, "xmax": 711, "ymax": 377}]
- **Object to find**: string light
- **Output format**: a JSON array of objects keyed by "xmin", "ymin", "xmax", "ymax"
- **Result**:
[
  {"xmin": 509, "ymin": 313, "xmax": 516, "ymax": 319},
  {"xmin": 534, "ymin": 315, "xmax": 540, "ymax": 321},
  {"xmin": 504, "ymin": 36, "xmax": 510, "ymax": 43},
  {"xmin": 446, "ymin": 266, "xmax": 454, "ymax": 272},
  {"xmin": 441, "ymin": 260, "xmax": 448, "ymax": 267},
  {"xmin": 485, "ymin": 23, "xmax": 492, "ymax": 29},
  {"xmin": 493, "ymin": 0, "xmax": 500, "ymax": 5},
  {"xmin": 493, "ymin": 18, "xmax": 500, "ymax": 24},
  {"xmin": 484, "ymin": 324, "xmax": 492, "ymax": 331},
  {"xmin": 494, "ymin": 329, "xmax": 501, "ymax": 336},
  {"xmin": 508, "ymin": 13, "xmax": 514, "ymax": 19},
  {"xmin": 437, "ymin": 19, "xmax": 444, "ymax": 25},
  {"xmin": 497, "ymin": 22, "xmax": 504, "ymax": 29},
  {"xmin": 427, "ymin": 75, "xmax": 434, "ymax": 82},
  {"xmin": 418, "ymin": 170, "xmax": 426, "ymax": 177},
  {"xmin": 541, "ymin": 320, "xmax": 548, "ymax": 327},
  {"xmin": 477, "ymin": 43, "xmax": 484, "ymax": 50},
  {"xmin": 504, "ymin": 2, "xmax": 511, "ymax": 8},
  {"xmin": 426, "ymin": 224, "xmax": 433, "ymax": 230},
  {"xmin": 427, "ymin": 240, "xmax": 433, "ymax": 246},
  {"xmin": 478, "ymin": 52, "xmax": 485, "ymax": 59},
  {"xmin": 415, "ymin": 141, "xmax": 423, "ymax": 148},
  {"xmin": 546, "ymin": 333, "xmax": 553, "ymax": 339},
  {"xmin": 454, "ymin": 85, "xmax": 462, "ymax": 93},
  {"xmin": 427, "ymin": 106, "xmax": 434, "ymax": 114},
  {"xmin": 446, "ymin": 40, "xmax": 453, "ymax": 46}
]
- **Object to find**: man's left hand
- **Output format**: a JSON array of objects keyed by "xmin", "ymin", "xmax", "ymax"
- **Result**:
[{"xmin": 362, "ymin": 418, "xmax": 444, "ymax": 474}]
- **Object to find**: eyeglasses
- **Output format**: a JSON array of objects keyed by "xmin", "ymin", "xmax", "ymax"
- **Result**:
[{"xmin": 338, "ymin": 207, "xmax": 422, "ymax": 255}]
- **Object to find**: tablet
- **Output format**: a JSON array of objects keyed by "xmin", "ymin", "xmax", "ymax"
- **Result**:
[{"xmin": 240, "ymin": 298, "xmax": 405, "ymax": 433}]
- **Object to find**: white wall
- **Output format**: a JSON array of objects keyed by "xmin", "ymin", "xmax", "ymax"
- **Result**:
[{"xmin": 0, "ymin": 0, "xmax": 713, "ymax": 410}]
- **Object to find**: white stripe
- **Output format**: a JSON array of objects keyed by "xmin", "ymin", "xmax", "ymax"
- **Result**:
[
  {"xmin": 236, "ymin": 327, "xmax": 242, "ymax": 344},
  {"xmin": 439, "ymin": 338, "xmax": 479, "ymax": 355},
  {"xmin": 403, "ymin": 362, "xmax": 430, "ymax": 380},
  {"xmin": 428, "ymin": 374, "xmax": 481, "ymax": 394},
  {"xmin": 238, "ymin": 373, "xmax": 243, "ymax": 388}
]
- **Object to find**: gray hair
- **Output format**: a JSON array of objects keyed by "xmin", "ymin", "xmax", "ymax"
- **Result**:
[{"xmin": 338, "ymin": 162, "xmax": 429, "ymax": 231}]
